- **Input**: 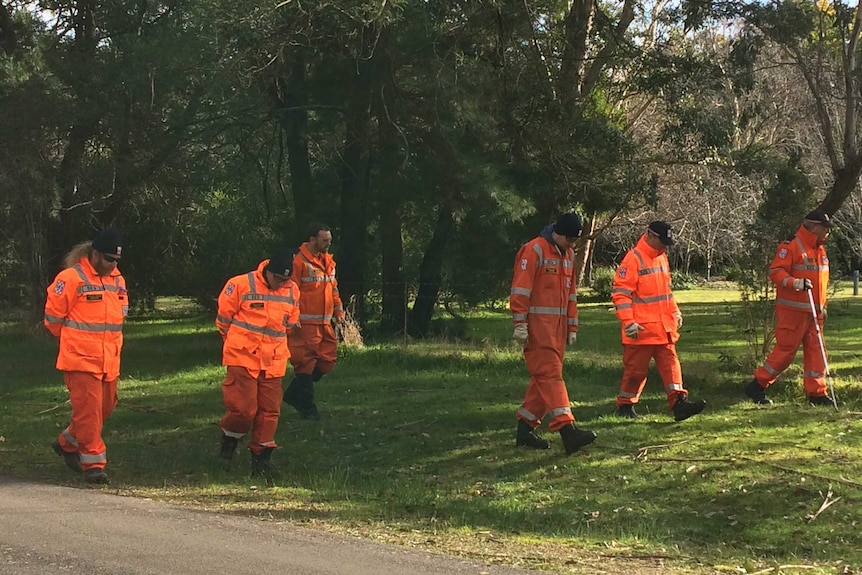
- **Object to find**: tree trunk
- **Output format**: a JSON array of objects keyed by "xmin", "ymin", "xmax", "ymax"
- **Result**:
[
  {"xmin": 338, "ymin": 25, "xmax": 385, "ymax": 323},
  {"xmin": 575, "ymin": 214, "xmax": 597, "ymax": 286},
  {"xmin": 411, "ymin": 203, "xmax": 454, "ymax": 337}
]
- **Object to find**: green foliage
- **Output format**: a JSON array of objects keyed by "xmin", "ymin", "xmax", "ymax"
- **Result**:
[{"xmin": 590, "ymin": 265, "xmax": 617, "ymax": 301}]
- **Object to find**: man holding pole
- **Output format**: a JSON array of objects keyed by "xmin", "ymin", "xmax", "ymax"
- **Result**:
[{"xmin": 745, "ymin": 210, "xmax": 836, "ymax": 407}]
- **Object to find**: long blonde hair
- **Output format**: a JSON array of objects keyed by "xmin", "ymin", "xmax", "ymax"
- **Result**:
[{"xmin": 62, "ymin": 241, "xmax": 93, "ymax": 269}]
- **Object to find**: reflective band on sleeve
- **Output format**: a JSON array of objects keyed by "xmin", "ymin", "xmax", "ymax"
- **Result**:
[
  {"xmin": 512, "ymin": 313, "xmax": 528, "ymax": 321},
  {"xmin": 612, "ymin": 288, "xmax": 633, "ymax": 296},
  {"xmin": 568, "ymin": 294, "xmax": 577, "ymax": 302},
  {"xmin": 763, "ymin": 362, "xmax": 779, "ymax": 376},
  {"xmin": 567, "ymin": 318, "xmax": 578, "ymax": 326},
  {"xmin": 511, "ymin": 287, "xmax": 532, "ymax": 297},
  {"xmin": 615, "ymin": 303, "xmax": 632, "ymax": 310},
  {"xmin": 44, "ymin": 313, "xmax": 65, "ymax": 325}
]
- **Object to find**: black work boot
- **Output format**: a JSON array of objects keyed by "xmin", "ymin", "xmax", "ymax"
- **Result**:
[
  {"xmin": 558, "ymin": 424, "xmax": 596, "ymax": 454},
  {"xmin": 284, "ymin": 373, "xmax": 319, "ymax": 420},
  {"xmin": 52, "ymin": 441, "xmax": 82, "ymax": 473},
  {"xmin": 808, "ymin": 395, "xmax": 837, "ymax": 407},
  {"xmin": 250, "ymin": 448, "xmax": 280, "ymax": 484},
  {"xmin": 84, "ymin": 468, "xmax": 109, "ymax": 484},
  {"xmin": 614, "ymin": 404, "xmax": 639, "ymax": 419},
  {"xmin": 218, "ymin": 433, "xmax": 239, "ymax": 469},
  {"xmin": 515, "ymin": 420, "xmax": 550, "ymax": 450},
  {"xmin": 745, "ymin": 378, "xmax": 773, "ymax": 405},
  {"xmin": 672, "ymin": 394, "xmax": 707, "ymax": 421}
]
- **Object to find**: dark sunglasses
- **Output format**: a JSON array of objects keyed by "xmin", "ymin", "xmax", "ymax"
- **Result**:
[{"xmin": 101, "ymin": 253, "xmax": 120, "ymax": 263}]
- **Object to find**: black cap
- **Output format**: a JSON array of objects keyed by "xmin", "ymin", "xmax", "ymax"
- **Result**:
[
  {"xmin": 553, "ymin": 212, "xmax": 583, "ymax": 238},
  {"xmin": 804, "ymin": 209, "xmax": 833, "ymax": 228},
  {"xmin": 92, "ymin": 228, "xmax": 123, "ymax": 257},
  {"xmin": 265, "ymin": 247, "xmax": 294, "ymax": 277},
  {"xmin": 648, "ymin": 221, "xmax": 674, "ymax": 246}
]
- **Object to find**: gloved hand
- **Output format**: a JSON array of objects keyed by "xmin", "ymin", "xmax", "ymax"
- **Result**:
[
  {"xmin": 624, "ymin": 322, "xmax": 645, "ymax": 338},
  {"xmin": 792, "ymin": 278, "xmax": 813, "ymax": 291},
  {"xmin": 673, "ymin": 311, "xmax": 683, "ymax": 329},
  {"xmin": 513, "ymin": 323, "xmax": 529, "ymax": 345},
  {"xmin": 567, "ymin": 332, "xmax": 577, "ymax": 346}
]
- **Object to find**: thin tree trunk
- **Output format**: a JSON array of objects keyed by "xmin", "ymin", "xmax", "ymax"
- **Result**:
[{"xmin": 411, "ymin": 203, "xmax": 454, "ymax": 337}]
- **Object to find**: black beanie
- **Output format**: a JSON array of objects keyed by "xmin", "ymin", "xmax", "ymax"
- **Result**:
[
  {"xmin": 92, "ymin": 228, "xmax": 123, "ymax": 257},
  {"xmin": 553, "ymin": 212, "xmax": 583, "ymax": 238},
  {"xmin": 265, "ymin": 247, "xmax": 294, "ymax": 277}
]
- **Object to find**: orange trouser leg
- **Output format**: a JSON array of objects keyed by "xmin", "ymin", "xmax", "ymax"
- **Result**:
[
  {"xmin": 801, "ymin": 323, "xmax": 828, "ymax": 397},
  {"xmin": 754, "ymin": 309, "xmax": 809, "ymax": 387},
  {"xmin": 249, "ymin": 372, "xmax": 283, "ymax": 454},
  {"xmin": 220, "ymin": 366, "xmax": 259, "ymax": 436},
  {"xmin": 652, "ymin": 343, "xmax": 686, "ymax": 408},
  {"xmin": 289, "ymin": 324, "xmax": 338, "ymax": 375},
  {"xmin": 58, "ymin": 371, "xmax": 117, "ymax": 471},
  {"xmin": 617, "ymin": 345, "xmax": 653, "ymax": 407},
  {"xmin": 518, "ymin": 343, "xmax": 574, "ymax": 432}
]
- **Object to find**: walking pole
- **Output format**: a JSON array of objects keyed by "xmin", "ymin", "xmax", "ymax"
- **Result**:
[{"xmin": 806, "ymin": 288, "xmax": 838, "ymax": 410}]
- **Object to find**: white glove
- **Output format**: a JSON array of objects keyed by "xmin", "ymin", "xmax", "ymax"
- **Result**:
[
  {"xmin": 624, "ymin": 322, "xmax": 645, "ymax": 338},
  {"xmin": 567, "ymin": 332, "xmax": 577, "ymax": 346},
  {"xmin": 792, "ymin": 278, "xmax": 813, "ymax": 291},
  {"xmin": 513, "ymin": 323, "xmax": 529, "ymax": 345},
  {"xmin": 673, "ymin": 312, "xmax": 683, "ymax": 329}
]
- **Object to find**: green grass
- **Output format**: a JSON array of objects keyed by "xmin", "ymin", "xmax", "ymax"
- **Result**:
[{"xmin": 2, "ymin": 290, "xmax": 862, "ymax": 575}]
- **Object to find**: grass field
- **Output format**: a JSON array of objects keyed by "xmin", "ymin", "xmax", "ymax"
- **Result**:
[{"xmin": 1, "ymin": 289, "xmax": 861, "ymax": 575}]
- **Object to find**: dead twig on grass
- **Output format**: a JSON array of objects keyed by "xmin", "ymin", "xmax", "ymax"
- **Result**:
[
  {"xmin": 37, "ymin": 400, "xmax": 70, "ymax": 414},
  {"xmin": 748, "ymin": 565, "xmax": 819, "ymax": 575},
  {"xmin": 805, "ymin": 484, "xmax": 841, "ymax": 522}
]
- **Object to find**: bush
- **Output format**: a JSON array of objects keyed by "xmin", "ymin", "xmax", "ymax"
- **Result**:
[{"xmin": 590, "ymin": 266, "xmax": 616, "ymax": 301}]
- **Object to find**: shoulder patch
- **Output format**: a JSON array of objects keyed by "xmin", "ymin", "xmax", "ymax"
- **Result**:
[
  {"xmin": 777, "ymin": 248, "xmax": 788, "ymax": 259},
  {"xmin": 225, "ymin": 283, "xmax": 235, "ymax": 297},
  {"xmin": 618, "ymin": 267, "xmax": 627, "ymax": 279},
  {"xmin": 53, "ymin": 279, "xmax": 65, "ymax": 295},
  {"xmin": 520, "ymin": 258, "xmax": 528, "ymax": 271}
]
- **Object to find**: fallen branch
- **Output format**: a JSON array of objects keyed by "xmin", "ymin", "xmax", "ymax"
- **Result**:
[
  {"xmin": 805, "ymin": 485, "xmax": 841, "ymax": 522},
  {"xmin": 393, "ymin": 419, "xmax": 427, "ymax": 430},
  {"xmin": 123, "ymin": 404, "xmax": 170, "ymax": 414},
  {"xmin": 748, "ymin": 565, "xmax": 818, "ymax": 575},
  {"xmin": 37, "ymin": 400, "xmax": 70, "ymax": 414}
]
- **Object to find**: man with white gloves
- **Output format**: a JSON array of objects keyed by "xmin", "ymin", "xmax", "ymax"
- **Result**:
[
  {"xmin": 611, "ymin": 221, "xmax": 707, "ymax": 421},
  {"xmin": 745, "ymin": 210, "xmax": 834, "ymax": 406},
  {"xmin": 509, "ymin": 212, "xmax": 596, "ymax": 455}
]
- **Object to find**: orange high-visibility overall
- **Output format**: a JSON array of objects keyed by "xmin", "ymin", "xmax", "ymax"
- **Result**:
[
  {"xmin": 612, "ymin": 235, "xmax": 687, "ymax": 410},
  {"xmin": 288, "ymin": 243, "xmax": 343, "ymax": 376},
  {"xmin": 216, "ymin": 260, "xmax": 300, "ymax": 454},
  {"xmin": 510, "ymin": 228, "xmax": 579, "ymax": 432},
  {"xmin": 754, "ymin": 225, "xmax": 829, "ymax": 397},
  {"xmin": 44, "ymin": 256, "xmax": 127, "ymax": 471}
]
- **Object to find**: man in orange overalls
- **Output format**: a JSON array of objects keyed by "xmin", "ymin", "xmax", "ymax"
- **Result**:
[
  {"xmin": 612, "ymin": 221, "xmax": 706, "ymax": 421},
  {"xmin": 745, "ymin": 210, "xmax": 834, "ymax": 406},
  {"xmin": 510, "ymin": 212, "xmax": 597, "ymax": 455},
  {"xmin": 45, "ymin": 228, "xmax": 128, "ymax": 485},
  {"xmin": 283, "ymin": 223, "xmax": 343, "ymax": 421},
  {"xmin": 216, "ymin": 247, "xmax": 300, "ymax": 482}
]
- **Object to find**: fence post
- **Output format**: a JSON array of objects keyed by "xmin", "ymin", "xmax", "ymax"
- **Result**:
[{"xmin": 854, "ymin": 269, "xmax": 859, "ymax": 296}]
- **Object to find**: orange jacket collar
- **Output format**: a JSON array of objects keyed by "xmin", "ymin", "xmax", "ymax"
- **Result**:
[
  {"xmin": 795, "ymin": 224, "xmax": 822, "ymax": 247},
  {"xmin": 635, "ymin": 235, "xmax": 664, "ymax": 258}
]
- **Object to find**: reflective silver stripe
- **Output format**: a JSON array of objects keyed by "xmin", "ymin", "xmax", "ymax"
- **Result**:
[
  {"xmin": 567, "ymin": 318, "xmax": 578, "ymax": 326},
  {"xmin": 528, "ymin": 306, "xmax": 566, "ymax": 315},
  {"xmin": 781, "ymin": 277, "xmax": 793, "ymax": 287},
  {"xmin": 242, "ymin": 294, "xmax": 296, "ymax": 304},
  {"xmin": 795, "ymin": 237, "xmax": 808, "ymax": 261},
  {"xmin": 301, "ymin": 276, "xmax": 329, "ymax": 283},
  {"xmin": 62, "ymin": 427, "xmax": 78, "ymax": 447},
  {"xmin": 562, "ymin": 259, "xmax": 573, "ymax": 269},
  {"xmin": 763, "ymin": 362, "xmax": 780, "ymax": 376},
  {"xmin": 632, "ymin": 249, "xmax": 646, "ymax": 269},
  {"xmin": 299, "ymin": 314, "xmax": 333, "ymax": 321},
  {"xmin": 612, "ymin": 288, "xmax": 633, "ymax": 296},
  {"xmin": 618, "ymin": 390, "xmax": 640, "ymax": 399},
  {"xmin": 775, "ymin": 298, "xmax": 811, "ymax": 310},
  {"xmin": 804, "ymin": 371, "xmax": 824, "ymax": 378},
  {"xmin": 229, "ymin": 319, "xmax": 287, "ymax": 338},
  {"xmin": 665, "ymin": 383, "xmax": 685, "ymax": 392},
  {"xmin": 512, "ymin": 313, "xmax": 528, "ymax": 321},
  {"xmin": 511, "ymin": 287, "xmax": 532, "ymax": 297},
  {"xmin": 547, "ymin": 406, "xmax": 572, "ymax": 417},
  {"xmin": 332, "ymin": 287, "xmax": 339, "ymax": 293},
  {"xmin": 333, "ymin": 305, "xmax": 343, "ymax": 312},
  {"xmin": 72, "ymin": 265, "xmax": 89, "ymax": 283},
  {"xmin": 633, "ymin": 294, "xmax": 672, "ymax": 304},
  {"xmin": 216, "ymin": 314, "xmax": 233, "ymax": 326},
  {"xmin": 615, "ymin": 303, "xmax": 632, "ymax": 310},
  {"xmin": 568, "ymin": 293, "xmax": 577, "ymax": 302},
  {"xmin": 221, "ymin": 428, "xmax": 245, "ymax": 439},
  {"xmin": 517, "ymin": 407, "xmax": 539, "ymax": 421},
  {"xmin": 44, "ymin": 313, "xmax": 65, "ymax": 325},
  {"xmin": 532, "ymin": 243, "xmax": 542, "ymax": 263},
  {"xmin": 80, "ymin": 453, "xmax": 106, "ymax": 464},
  {"xmin": 541, "ymin": 258, "xmax": 560, "ymax": 265},
  {"xmin": 638, "ymin": 266, "xmax": 668, "ymax": 276},
  {"xmin": 257, "ymin": 441, "xmax": 277, "ymax": 447},
  {"xmin": 791, "ymin": 264, "xmax": 828, "ymax": 271},
  {"xmin": 246, "ymin": 272, "xmax": 258, "ymax": 294},
  {"xmin": 63, "ymin": 320, "xmax": 123, "ymax": 332}
]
